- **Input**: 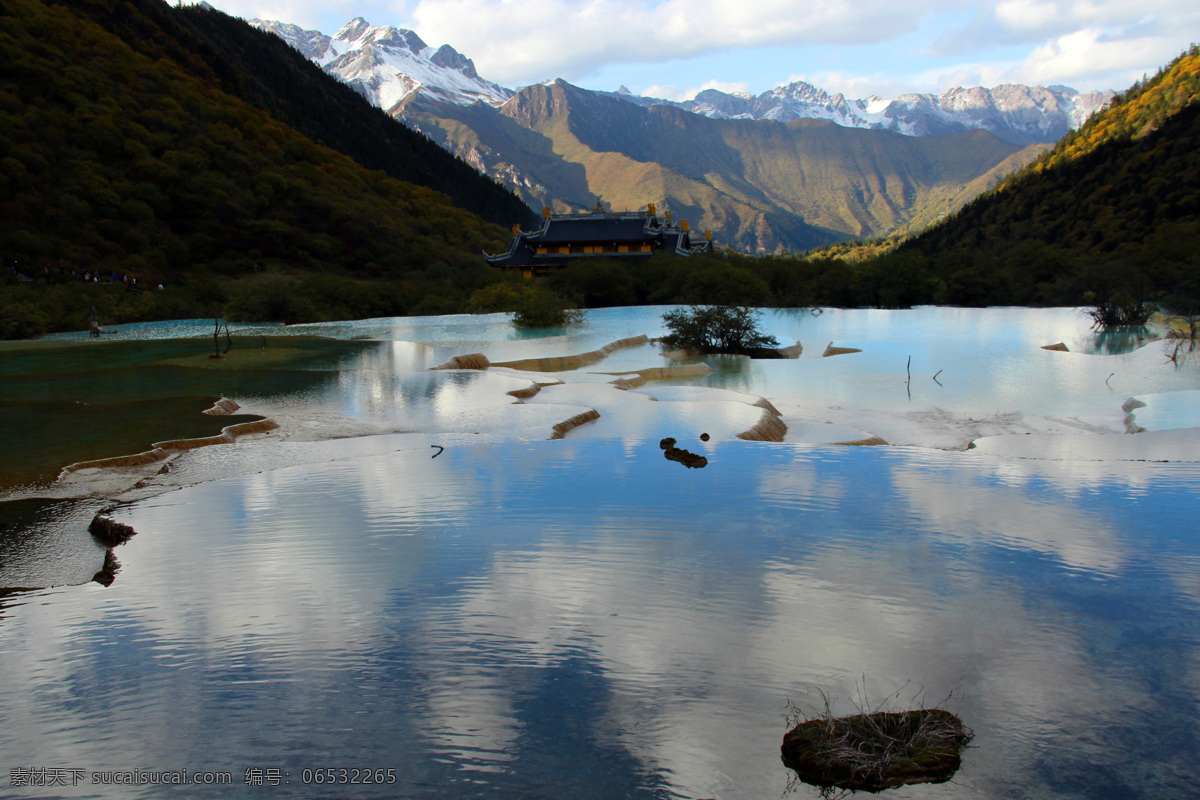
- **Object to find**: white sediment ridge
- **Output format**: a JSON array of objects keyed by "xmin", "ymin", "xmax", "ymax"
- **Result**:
[{"xmin": 14, "ymin": 318, "xmax": 1200, "ymax": 509}]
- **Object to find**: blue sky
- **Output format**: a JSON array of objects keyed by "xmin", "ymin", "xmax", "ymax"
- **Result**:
[{"xmin": 196, "ymin": 0, "xmax": 1198, "ymax": 99}]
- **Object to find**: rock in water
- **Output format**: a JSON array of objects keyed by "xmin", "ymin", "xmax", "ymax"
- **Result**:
[
  {"xmin": 89, "ymin": 516, "xmax": 137, "ymax": 547},
  {"xmin": 781, "ymin": 708, "xmax": 973, "ymax": 791}
]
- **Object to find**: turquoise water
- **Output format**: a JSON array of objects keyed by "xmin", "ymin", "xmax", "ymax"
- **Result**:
[
  {"xmin": 35, "ymin": 306, "xmax": 1199, "ymax": 428},
  {"xmin": 3, "ymin": 307, "xmax": 1200, "ymax": 798}
]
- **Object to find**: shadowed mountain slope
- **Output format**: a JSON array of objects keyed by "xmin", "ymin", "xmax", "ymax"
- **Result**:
[
  {"xmin": 411, "ymin": 80, "xmax": 1040, "ymax": 252},
  {"xmin": 0, "ymin": 0, "xmax": 516, "ymax": 292},
  {"xmin": 162, "ymin": 5, "xmax": 532, "ymax": 227}
]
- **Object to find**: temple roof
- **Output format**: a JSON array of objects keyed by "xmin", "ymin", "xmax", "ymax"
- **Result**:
[
  {"xmin": 485, "ymin": 209, "xmax": 712, "ymax": 268},
  {"xmin": 534, "ymin": 216, "xmax": 659, "ymax": 244}
]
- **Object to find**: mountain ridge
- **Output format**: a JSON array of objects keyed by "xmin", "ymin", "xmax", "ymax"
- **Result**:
[
  {"xmin": 410, "ymin": 79, "xmax": 1041, "ymax": 252},
  {"xmin": 654, "ymin": 81, "xmax": 1113, "ymax": 146},
  {"xmin": 250, "ymin": 16, "xmax": 1113, "ymax": 145},
  {"xmin": 242, "ymin": 15, "xmax": 1097, "ymax": 251}
]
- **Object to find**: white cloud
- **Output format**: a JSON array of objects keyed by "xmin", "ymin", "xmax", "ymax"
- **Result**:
[
  {"xmin": 994, "ymin": 0, "xmax": 1064, "ymax": 32},
  {"xmin": 195, "ymin": 0, "xmax": 1198, "ymax": 97},
  {"xmin": 408, "ymin": 0, "xmax": 943, "ymax": 85},
  {"xmin": 697, "ymin": 79, "xmax": 752, "ymax": 95},
  {"xmin": 910, "ymin": 25, "xmax": 1180, "ymax": 93},
  {"xmin": 638, "ymin": 84, "xmax": 691, "ymax": 101},
  {"xmin": 1014, "ymin": 28, "xmax": 1173, "ymax": 84},
  {"xmin": 640, "ymin": 79, "xmax": 752, "ymax": 101}
]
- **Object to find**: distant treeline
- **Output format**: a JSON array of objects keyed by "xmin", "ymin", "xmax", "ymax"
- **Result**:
[{"xmin": 7, "ymin": 228, "xmax": 1200, "ymax": 339}]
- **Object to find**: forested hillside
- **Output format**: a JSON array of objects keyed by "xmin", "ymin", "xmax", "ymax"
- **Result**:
[
  {"xmin": 169, "ymin": 5, "xmax": 532, "ymax": 228},
  {"xmin": 896, "ymin": 46, "xmax": 1200, "ymax": 312},
  {"xmin": 0, "ymin": 0, "xmax": 520, "ymax": 337}
]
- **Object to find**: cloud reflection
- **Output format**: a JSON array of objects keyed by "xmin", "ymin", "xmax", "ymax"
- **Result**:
[{"xmin": 3, "ymin": 335, "xmax": 1200, "ymax": 799}]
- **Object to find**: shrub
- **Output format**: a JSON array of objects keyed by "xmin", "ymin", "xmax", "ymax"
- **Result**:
[
  {"xmin": 512, "ymin": 288, "xmax": 584, "ymax": 328},
  {"xmin": 465, "ymin": 281, "xmax": 584, "ymax": 328},
  {"xmin": 1083, "ymin": 289, "xmax": 1156, "ymax": 328},
  {"xmin": 660, "ymin": 305, "xmax": 779, "ymax": 354},
  {"xmin": 0, "ymin": 300, "xmax": 50, "ymax": 339}
]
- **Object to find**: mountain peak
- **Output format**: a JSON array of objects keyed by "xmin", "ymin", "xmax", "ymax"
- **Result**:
[
  {"xmin": 256, "ymin": 15, "xmax": 1112, "ymax": 147},
  {"xmin": 429, "ymin": 43, "xmax": 478, "ymax": 79},
  {"xmin": 253, "ymin": 16, "xmax": 511, "ymax": 111},
  {"xmin": 334, "ymin": 17, "xmax": 372, "ymax": 41}
]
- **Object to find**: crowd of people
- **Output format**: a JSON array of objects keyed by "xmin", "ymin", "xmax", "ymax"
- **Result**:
[{"xmin": 8, "ymin": 262, "xmax": 161, "ymax": 291}]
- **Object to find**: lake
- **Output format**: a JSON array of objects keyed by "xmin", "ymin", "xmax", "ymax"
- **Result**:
[{"xmin": 1, "ymin": 306, "xmax": 1198, "ymax": 798}]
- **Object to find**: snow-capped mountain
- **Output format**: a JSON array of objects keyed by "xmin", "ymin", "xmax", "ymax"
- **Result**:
[
  {"xmin": 637, "ymin": 81, "xmax": 1114, "ymax": 145},
  {"xmin": 250, "ymin": 17, "xmax": 511, "ymax": 114},
  {"xmin": 252, "ymin": 17, "xmax": 1111, "ymax": 145}
]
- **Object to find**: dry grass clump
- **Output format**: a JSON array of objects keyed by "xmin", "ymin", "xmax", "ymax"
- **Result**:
[{"xmin": 781, "ymin": 682, "xmax": 973, "ymax": 794}]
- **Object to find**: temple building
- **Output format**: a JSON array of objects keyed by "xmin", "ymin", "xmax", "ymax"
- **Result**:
[{"xmin": 485, "ymin": 204, "xmax": 713, "ymax": 277}]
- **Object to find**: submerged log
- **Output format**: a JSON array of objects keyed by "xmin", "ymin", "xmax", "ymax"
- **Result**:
[
  {"xmin": 491, "ymin": 335, "xmax": 650, "ymax": 372},
  {"xmin": 781, "ymin": 708, "xmax": 973, "ymax": 792},
  {"xmin": 62, "ymin": 448, "xmax": 169, "ymax": 473},
  {"xmin": 736, "ymin": 409, "xmax": 787, "ymax": 442},
  {"xmin": 203, "ymin": 398, "xmax": 242, "ymax": 415}
]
